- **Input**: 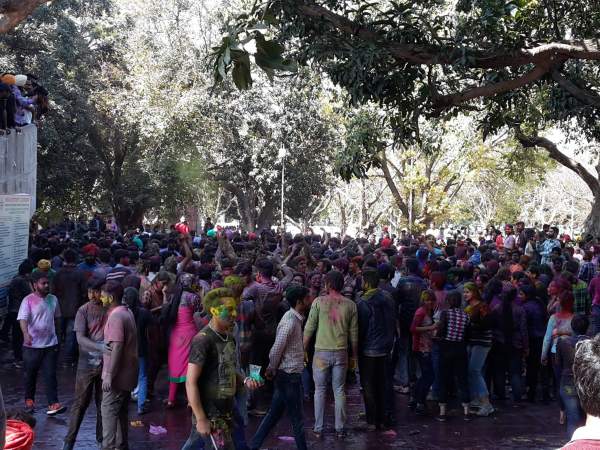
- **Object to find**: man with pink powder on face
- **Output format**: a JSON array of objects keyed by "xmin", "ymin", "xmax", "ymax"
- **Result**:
[{"xmin": 18, "ymin": 270, "xmax": 66, "ymax": 416}]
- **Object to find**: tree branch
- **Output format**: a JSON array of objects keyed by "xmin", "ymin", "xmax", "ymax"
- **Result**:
[
  {"xmin": 516, "ymin": 129, "xmax": 600, "ymax": 196},
  {"xmin": 551, "ymin": 70, "xmax": 600, "ymax": 108},
  {"xmin": 0, "ymin": 0, "xmax": 49, "ymax": 34},
  {"xmin": 433, "ymin": 63, "xmax": 559, "ymax": 108},
  {"xmin": 379, "ymin": 150, "xmax": 409, "ymax": 217},
  {"xmin": 295, "ymin": 2, "xmax": 600, "ymax": 69}
]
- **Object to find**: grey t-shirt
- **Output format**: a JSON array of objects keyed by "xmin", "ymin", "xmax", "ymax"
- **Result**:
[{"xmin": 74, "ymin": 301, "xmax": 107, "ymax": 370}]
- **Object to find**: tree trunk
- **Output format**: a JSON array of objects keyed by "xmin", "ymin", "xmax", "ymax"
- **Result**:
[
  {"xmin": 257, "ymin": 203, "xmax": 275, "ymax": 231},
  {"xmin": 583, "ymin": 195, "xmax": 600, "ymax": 237},
  {"xmin": 359, "ymin": 179, "xmax": 367, "ymax": 228}
]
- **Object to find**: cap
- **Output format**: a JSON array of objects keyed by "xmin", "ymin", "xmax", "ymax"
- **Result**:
[
  {"xmin": 15, "ymin": 74, "xmax": 27, "ymax": 87},
  {"xmin": 37, "ymin": 259, "xmax": 51, "ymax": 270}
]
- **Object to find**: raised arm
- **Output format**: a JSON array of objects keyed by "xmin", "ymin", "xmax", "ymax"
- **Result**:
[{"xmin": 178, "ymin": 234, "xmax": 193, "ymax": 272}]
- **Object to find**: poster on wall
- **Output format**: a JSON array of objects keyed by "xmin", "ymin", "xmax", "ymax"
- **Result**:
[{"xmin": 0, "ymin": 195, "xmax": 31, "ymax": 316}]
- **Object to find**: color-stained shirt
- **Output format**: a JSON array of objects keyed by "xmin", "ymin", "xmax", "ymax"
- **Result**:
[
  {"xmin": 304, "ymin": 294, "xmax": 358, "ymax": 352},
  {"xmin": 410, "ymin": 306, "xmax": 433, "ymax": 353},
  {"xmin": 17, "ymin": 293, "xmax": 61, "ymax": 348},
  {"xmin": 268, "ymin": 309, "xmax": 304, "ymax": 374},
  {"xmin": 102, "ymin": 306, "xmax": 138, "ymax": 392},
  {"xmin": 542, "ymin": 314, "xmax": 573, "ymax": 358},
  {"xmin": 188, "ymin": 326, "xmax": 240, "ymax": 420},
  {"xmin": 74, "ymin": 301, "xmax": 107, "ymax": 370}
]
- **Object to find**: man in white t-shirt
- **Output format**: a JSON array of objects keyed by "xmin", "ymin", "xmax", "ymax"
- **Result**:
[
  {"xmin": 504, "ymin": 224, "xmax": 517, "ymax": 255},
  {"xmin": 18, "ymin": 271, "xmax": 66, "ymax": 416}
]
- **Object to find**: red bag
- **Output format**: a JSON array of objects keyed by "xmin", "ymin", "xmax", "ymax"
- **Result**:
[{"xmin": 5, "ymin": 419, "xmax": 34, "ymax": 450}]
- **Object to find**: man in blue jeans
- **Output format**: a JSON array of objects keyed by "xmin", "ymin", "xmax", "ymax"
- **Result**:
[
  {"xmin": 303, "ymin": 271, "xmax": 358, "ymax": 440},
  {"xmin": 249, "ymin": 286, "xmax": 310, "ymax": 450}
]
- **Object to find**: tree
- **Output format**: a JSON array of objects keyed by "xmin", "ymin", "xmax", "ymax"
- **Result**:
[
  {"xmin": 338, "ymin": 108, "xmax": 490, "ymax": 231},
  {"xmin": 212, "ymin": 0, "xmax": 600, "ymax": 233},
  {"xmin": 197, "ymin": 76, "xmax": 338, "ymax": 231},
  {"xmin": 122, "ymin": 0, "xmax": 338, "ymax": 231},
  {"xmin": 0, "ymin": 0, "xmax": 113, "ymax": 219}
]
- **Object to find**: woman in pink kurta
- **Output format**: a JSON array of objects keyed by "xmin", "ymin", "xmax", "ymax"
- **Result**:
[{"xmin": 163, "ymin": 273, "xmax": 200, "ymax": 406}]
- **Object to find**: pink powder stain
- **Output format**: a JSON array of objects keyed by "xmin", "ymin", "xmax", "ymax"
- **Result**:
[{"xmin": 328, "ymin": 305, "xmax": 340, "ymax": 323}]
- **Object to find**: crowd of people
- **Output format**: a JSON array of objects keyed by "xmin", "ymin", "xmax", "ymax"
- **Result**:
[
  {"xmin": 2, "ymin": 216, "xmax": 600, "ymax": 450},
  {"xmin": 0, "ymin": 72, "xmax": 48, "ymax": 130}
]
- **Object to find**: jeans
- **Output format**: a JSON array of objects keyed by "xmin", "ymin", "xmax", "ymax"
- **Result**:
[
  {"xmin": 438, "ymin": 341, "xmax": 469, "ymax": 404},
  {"xmin": 301, "ymin": 366, "xmax": 313, "ymax": 398},
  {"xmin": 491, "ymin": 343, "xmax": 523, "ymax": 402},
  {"xmin": 552, "ymin": 354, "xmax": 565, "ymax": 411},
  {"xmin": 359, "ymin": 356, "xmax": 387, "ymax": 426},
  {"xmin": 137, "ymin": 357, "xmax": 147, "ymax": 413},
  {"xmin": 414, "ymin": 352, "xmax": 434, "ymax": 405},
  {"xmin": 181, "ymin": 401, "xmax": 247, "ymax": 450},
  {"xmin": 64, "ymin": 367, "xmax": 102, "ymax": 445},
  {"xmin": 526, "ymin": 337, "xmax": 546, "ymax": 401},
  {"xmin": 249, "ymin": 371, "xmax": 306, "ymax": 450},
  {"xmin": 560, "ymin": 383, "xmax": 584, "ymax": 439},
  {"xmin": 394, "ymin": 335, "xmax": 416, "ymax": 387},
  {"xmin": 592, "ymin": 304, "xmax": 600, "ymax": 336},
  {"xmin": 431, "ymin": 341, "xmax": 441, "ymax": 399},
  {"xmin": 181, "ymin": 428, "xmax": 234, "ymax": 450},
  {"xmin": 23, "ymin": 345, "xmax": 59, "ymax": 404},
  {"xmin": 101, "ymin": 388, "xmax": 130, "ymax": 450},
  {"xmin": 313, "ymin": 350, "xmax": 347, "ymax": 432},
  {"xmin": 61, "ymin": 318, "xmax": 78, "ymax": 364},
  {"xmin": 383, "ymin": 349, "xmax": 395, "ymax": 419},
  {"xmin": 467, "ymin": 345, "xmax": 490, "ymax": 400},
  {"xmin": 394, "ymin": 335, "xmax": 409, "ymax": 386}
]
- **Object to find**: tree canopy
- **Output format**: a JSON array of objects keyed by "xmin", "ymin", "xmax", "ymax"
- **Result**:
[{"xmin": 212, "ymin": 0, "xmax": 600, "ymax": 233}]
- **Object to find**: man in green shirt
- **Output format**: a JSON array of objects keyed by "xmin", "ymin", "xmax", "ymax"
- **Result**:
[{"xmin": 303, "ymin": 271, "xmax": 358, "ymax": 439}]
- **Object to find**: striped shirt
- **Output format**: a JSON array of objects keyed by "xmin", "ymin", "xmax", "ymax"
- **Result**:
[
  {"xmin": 440, "ymin": 308, "xmax": 469, "ymax": 342},
  {"xmin": 268, "ymin": 308, "xmax": 305, "ymax": 374}
]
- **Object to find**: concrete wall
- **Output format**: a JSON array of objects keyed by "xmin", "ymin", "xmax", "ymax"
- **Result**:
[{"xmin": 0, "ymin": 124, "xmax": 37, "ymax": 216}]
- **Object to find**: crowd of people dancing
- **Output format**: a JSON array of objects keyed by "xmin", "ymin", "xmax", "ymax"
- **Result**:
[{"xmin": 2, "ymin": 217, "xmax": 600, "ymax": 449}]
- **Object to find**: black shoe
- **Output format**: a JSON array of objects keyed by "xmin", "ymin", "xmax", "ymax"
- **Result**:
[
  {"xmin": 435, "ymin": 414, "xmax": 447, "ymax": 422},
  {"xmin": 415, "ymin": 404, "xmax": 427, "ymax": 416},
  {"xmin": 336, "ymin": 430, "xmax": 347, "ymax": 439}
]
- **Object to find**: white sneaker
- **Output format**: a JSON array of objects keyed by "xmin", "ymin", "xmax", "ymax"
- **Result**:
[{"xmin": 476, "ymin": 404, "xmax": 495, "ymax": 417}]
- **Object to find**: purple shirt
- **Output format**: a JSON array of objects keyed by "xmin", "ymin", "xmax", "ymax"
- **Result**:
[
  {"xmin": 588, "ymin": 276, "xmax": 600, "ymax": 306},
  {"xmin": 522, "ymin": 299, "xmax": 547, "ymax": 339},
  {"xmin": 10, "ymin": 85, "xmax": 34, "ymax": 125},
  {"xmin": 17, "ymin": 293, "xmax": 61, "ymax": 348}
]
